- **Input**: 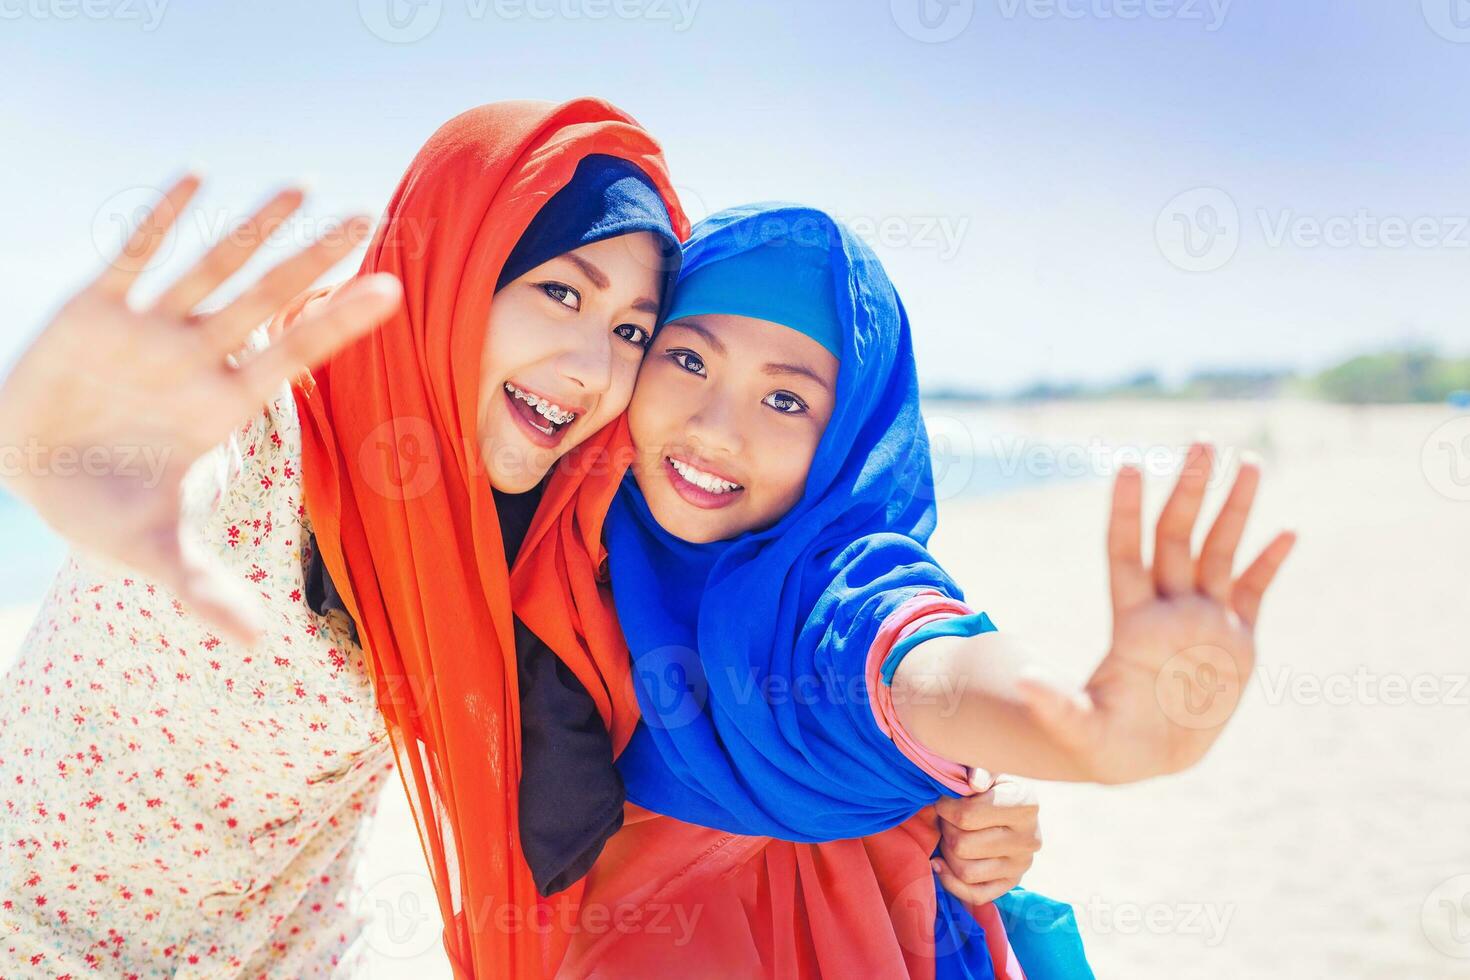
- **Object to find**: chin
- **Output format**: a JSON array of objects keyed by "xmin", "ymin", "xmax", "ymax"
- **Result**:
[
  {"xmin": 644, "ymin": 496, "xmax": 732, "ymax": 544},
  {"xmin": 480, "ymin": 432, "xmax": 548, "ymax": 494},
  {"xmin": 489, "ymin": 470, "xmax": 544, "ymax": 494}
]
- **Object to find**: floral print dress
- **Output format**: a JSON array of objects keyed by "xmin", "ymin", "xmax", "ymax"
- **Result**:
[{"xmin": 0, "ymin": 378, "xmax": 397, "ymax": 979}]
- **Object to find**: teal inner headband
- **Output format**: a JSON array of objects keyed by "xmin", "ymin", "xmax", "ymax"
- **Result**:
[{"xmin": 661, "ymin": 237, "xmax": 843, "ymax": 360}]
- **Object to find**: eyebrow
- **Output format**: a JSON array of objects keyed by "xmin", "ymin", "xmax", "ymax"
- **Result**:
[
  {"xmin": 763, "ymin": 361, "xmax": 832, "ymax": 392},
  {"xmin": 561, "ymin": 252, "xmax": 660, "ymax": 316},
  {"xmin": 669, "ymin": 320, "xmax": 831, "ymax": 391},
  {"xmin": 665, "ymin": 319, "xmax": 728, "ymax": 355},
  {"xmin": 562, "ymin": 253, "xmax": 609, "ymax": 289}
]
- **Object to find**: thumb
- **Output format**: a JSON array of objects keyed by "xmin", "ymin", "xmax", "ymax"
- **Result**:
[
  {"xmin": 1016, "ymin": 673, "xmax": 1096, "ymax": 751},
  {"xmin": 967, "ymin": 767, "xmax": 996, "ymax": 794},
  {"xmin": 172, "ymin": 565, "xmax": 267, "ymax": 649},
  {"xmin": 147, "ymin": 524, "xmax": 265, "ymax": 648}
]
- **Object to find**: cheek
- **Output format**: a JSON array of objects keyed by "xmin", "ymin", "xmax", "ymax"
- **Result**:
[
  {"xmin": 600, "ymin": 354, "xmax": 642, "ymax": 421},
  {"xmin": 759, "ymin": 424, "xmax": 822, "ymax": 508},
  {"xmin": 627, "ymin": 365, "xmax": 681, "ymax": 449},
  {"xmin": 481, "ymin": 295, "xmax": 557, "ymax": 386},
  {"xmin": 479, "ymin": 315, "xmax": 516, "ymax": 414}
]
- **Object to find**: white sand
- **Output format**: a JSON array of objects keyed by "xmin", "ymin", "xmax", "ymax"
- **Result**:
[
  {"xmin": 2, "ymin": 399, "xmax": 1466, "ymax": 978},
  {"xmin": 924, "ymin": 399, "xmax": 1470, "ymax": 979}
]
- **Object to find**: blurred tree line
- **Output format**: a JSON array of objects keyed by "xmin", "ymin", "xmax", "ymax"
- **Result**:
[{"xmin": 924, "ymin": 349, "xmax": 1470, "ymax": 405}]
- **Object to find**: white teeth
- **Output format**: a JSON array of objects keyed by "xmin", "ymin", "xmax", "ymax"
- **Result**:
[
  {"xmin": 504, "ymin": 383, "xmax": 577, "ymax": 426},
  {"xmin": 669, "ymin": 457, "xmax": 741, "ymax": 494}
]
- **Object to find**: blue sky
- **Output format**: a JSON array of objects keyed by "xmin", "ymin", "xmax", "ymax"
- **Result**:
[{"xmin": 2, "ymin": 0, "xmax": 1467, "ymax": 391}]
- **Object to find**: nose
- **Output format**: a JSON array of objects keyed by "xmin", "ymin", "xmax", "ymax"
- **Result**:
[
  {"xmin": 557, "ymin": 320, "xmax": 615, "ymax": 396},
  {"xmin": 684, "ymin": 388, "xmax": 744, "ymax": 460}
]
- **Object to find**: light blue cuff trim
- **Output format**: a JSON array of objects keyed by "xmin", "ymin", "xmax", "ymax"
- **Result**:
[{"xmin": 879, "ymin": 610, "xmax": 997, "ymax": 686}]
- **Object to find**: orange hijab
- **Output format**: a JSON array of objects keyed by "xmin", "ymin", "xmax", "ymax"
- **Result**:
[{"xmin": 287, "ymin": 99, "xmax": 688, "ymax": 978}]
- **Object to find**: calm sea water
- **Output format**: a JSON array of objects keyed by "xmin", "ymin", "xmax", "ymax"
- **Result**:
[
  {"xmin": 0, "ymin": 491, "xmax": 68, "ymax": 606},
  {"xmin": 0, "ymin": 408, "xmax": 1088, "ymax": 606}
]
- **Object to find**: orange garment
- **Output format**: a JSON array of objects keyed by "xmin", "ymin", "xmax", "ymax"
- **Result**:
[
  {"xmin": 553, "ymin": 803, "xmax": 1023, "ymax": 979},
  {"xmin": 513, "ymin": 457, "xmax": 1024, "ymax": 979},
  {"xmin": 286, "ymin": 98, "xmax": 688, "ymax": 979}
]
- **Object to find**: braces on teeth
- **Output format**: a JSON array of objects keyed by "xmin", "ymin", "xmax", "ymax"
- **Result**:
[
  {"xmin": 669, "ymin": 457, "xmax": 742, "ymax": 494},
  {"xmin": 505, "ymin": 382, "xmax": 578, "ymax": 428}
]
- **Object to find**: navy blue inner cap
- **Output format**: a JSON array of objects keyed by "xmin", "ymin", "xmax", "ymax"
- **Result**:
[{"xmin": 495, "ymin": 154, "xmax": 681, "ymax": 319}]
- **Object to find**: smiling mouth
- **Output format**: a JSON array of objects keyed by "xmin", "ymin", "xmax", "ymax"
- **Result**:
[
  {"xmin": 504, "ymin": 381, "xmax": 580, "ymax": 443},
  {"xmin": 664, "ymin": 455, "xmax": 744, "ymax": 510}
]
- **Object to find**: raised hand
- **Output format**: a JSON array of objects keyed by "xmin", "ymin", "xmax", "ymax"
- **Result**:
[
  {"xmin": 0, "ymin": 174, "xmax": 402, "ymax": 645},
  {"xmin": 1018, "ymin": 442, "xmax": 1296, "ymax": 784}
]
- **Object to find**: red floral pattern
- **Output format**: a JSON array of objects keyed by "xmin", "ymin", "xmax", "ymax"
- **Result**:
[{"xmin": 0, "ymin": 381, "xmax": 395, "ymax": 978}]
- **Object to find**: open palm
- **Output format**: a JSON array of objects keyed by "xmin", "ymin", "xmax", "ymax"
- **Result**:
[
  {"xmin": 0, "ymin": 175, "xmax": 402, "ymax": 644},
  {"xmin": 1019, "ymin": 443, "xmax": 1296, "ymax": 783}
]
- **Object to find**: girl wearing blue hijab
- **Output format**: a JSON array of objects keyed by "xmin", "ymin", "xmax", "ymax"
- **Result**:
[
  {"xmin": 579, "ymin": 199, "xmax": 1294, "ymax": 977},
  {"xmin": 525, "ymin": 201, "xmax": 1290, "ymax": 976},
  {"xmin": 598, "ymin": 204, "xmax": 1091, "ymax": 977}
]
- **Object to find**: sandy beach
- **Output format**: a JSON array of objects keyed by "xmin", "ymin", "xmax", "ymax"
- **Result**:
[
  {"xmin": 3, "ymin": 398, "xmax": 1466, "ymax": 978},
  {"xmin": 923, "ymin": 399, "xmax": 1470, "ymax": 979}
]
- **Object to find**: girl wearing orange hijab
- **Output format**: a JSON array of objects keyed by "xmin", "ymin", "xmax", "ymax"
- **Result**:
[{"xmin": 0, "ymin": 99, "xmax": 687, "ymax": 977}]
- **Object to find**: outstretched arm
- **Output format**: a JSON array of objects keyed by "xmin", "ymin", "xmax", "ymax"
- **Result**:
[
  {"xmin": 891, "ymin": 443, "xmax": 1295, "ymax": 784},
  {"xmin": 0, "ymin": 175, "xmax": 402, "ymax": 644}
]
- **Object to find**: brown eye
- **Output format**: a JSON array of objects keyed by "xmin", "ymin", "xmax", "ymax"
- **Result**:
[
  {"xmin": 668, "ymin": 349, "xmax": 706, "ymax": 376},
  {"xmin": 614, "ymin": 323, "xmax": 653, "ymax": 349},
  {"xmin": 538, "ymin": 282, "xmax": 581, "ymax": 311},
  {"xmin": 763, "ymin": 391, "xmax": 807, "ymax": 415}
]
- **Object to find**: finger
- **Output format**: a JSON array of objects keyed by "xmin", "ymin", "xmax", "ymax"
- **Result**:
[
  {"xmin": 933, "ymin": 862, "xmax": 1017, "ymax": 907},
  {"xmin": 201, "ymin": 214, "xmax": 373, "ymax": 357},
  {"xmin": 937, "ymin": 782, "xmax": 1040, "ymax": 834},
  {"xmin": 234, "ymin": 273, "xmax": 402, "ymax": 405},
  {"xmin": 1196, "ymin": 453, "xmax": 1261, "ymax": 603},
  {"xmin": 151, "ymin": 187, "xmax": 306, "ymax": 319},
  {"xmin": 936, "ymin": 792, "xmax": 1009, "ymax": 832},
  {"xmin": 987, "ymin": 774, "xmax": 1039, "ymax": 809},
  {"xmin": 941, "ymin": 824, "xmax": 1038, "ymax": 862},
  {"xmin": 967, "ymin": 767, "xmax": 995, "ymax": 793},
  {"xmin": 1107, "ymin": 465, "xmax": 1151, "ymax": 613},
  {"xmin": 1153, "ymin": 441, "xmax": 1214, "ymax": 597},
  {"xmin": 1231, "ymin": 530, "xmax": 1297, "ymax": 628},
  {"xmin": 94, "ymin": 173, "xmax": 202, "ymax": 298},
  {"xmin": 941, "ymin": 854, "xmax": 1029, "ymax": 887}
]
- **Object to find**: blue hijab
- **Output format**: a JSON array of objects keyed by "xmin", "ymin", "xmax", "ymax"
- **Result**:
[
  {"xmin": 607, "ymin": 204, "xmax": 964, "ymax": 840},
  {"xmin": 606, "ymin": 204, "xmax": 1093, "ymax": 980}
]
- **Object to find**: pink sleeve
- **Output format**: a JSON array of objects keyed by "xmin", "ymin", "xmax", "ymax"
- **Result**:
[{"xmin": 865, "ymin": 590, "xmax": 979, "ymax": 796}]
